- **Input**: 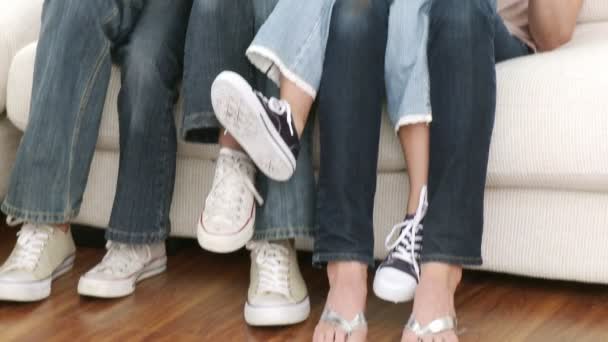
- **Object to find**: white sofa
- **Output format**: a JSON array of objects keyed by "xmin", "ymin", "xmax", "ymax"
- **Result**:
[{"xmin": 2, "ymin": 1, "xmax": 608, "ymax": 284}]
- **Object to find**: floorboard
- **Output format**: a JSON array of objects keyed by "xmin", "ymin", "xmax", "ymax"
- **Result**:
[{"xmin": 0, "ymin": 220, "xmax": 607, "ymax": 341}]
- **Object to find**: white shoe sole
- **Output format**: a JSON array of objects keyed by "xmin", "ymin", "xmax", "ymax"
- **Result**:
[
  {"xmin": 211, "ymin": 71, "xmax": 296, "ymax": 182},
  {"xmin": 244, "ymin": 296, "xmax": 311, "ymax": 326},
  {"xmin": 77, "ymin": 256, "xmax": 167, "ymax": 299},
  {"xmin": 0, "ymin": 253, "xmax": 75, "ymax": 302},
  {"xmin": 197, "ymin": 209, "xmax": 255, "ymax": 254},
  {"xmin": 373, "ymin": 274, "xmax": 416, "ymax": 303}
]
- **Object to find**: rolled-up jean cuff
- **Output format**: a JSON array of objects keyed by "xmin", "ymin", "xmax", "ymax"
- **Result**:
[
  {"xmin": 1, "ymin": 201, "xmax": 78, "ymax": 225},
  {"xmin": 246, "ymin": 45, "xmax": 318, "ymax": 99},
  {"xmin": 420, "ymin": 253, "xmax": 482, "ymax": 266},
  {"xmin": 181, "ymin": 110, "xmax": 221, "ymax": 142},
  {"xmin": 394, "ymin": 113, "xmax": 432, "ymax": 133},
  {"xmin": 252, "ymin": 226, "xmax": 314, "ymax": 241},
  {"xmin": 105, "ymin": 228, "xmax": 169, "ymax": 245},
  {"xmin": 312, "ymin": 252, "xmax": 375, "ymax": 268}
]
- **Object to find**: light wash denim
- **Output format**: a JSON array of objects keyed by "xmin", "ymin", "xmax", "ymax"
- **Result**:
[
  {"xmin": 246, "ymin": 0, "xmax": 431, "ymax": 130},
  {"xmin": 246, "ymin": 0, "xmax": 335, "ymax": 98},
  {"xmin": 1, "ymin": 0, "xmax": 192, "ymax": 244},
  {"xmin": 385, "ymin": 0, "xmax": 432, "ymax": 129},
  {"xmin": 181, "ymin": 0, "xmax": 316, "ymax": 241}
]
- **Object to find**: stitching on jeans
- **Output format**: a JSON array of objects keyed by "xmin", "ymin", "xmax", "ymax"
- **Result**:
[
  {"xmin": 66, "ymin": 37, "xmax": 112, "ymax": 218},
  {"xmin": 291, "ymin": 1, "xmax": 334, "ymax": 71}
]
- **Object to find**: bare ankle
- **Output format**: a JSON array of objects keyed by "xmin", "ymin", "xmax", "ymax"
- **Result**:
[
  {"xmin": 54, "ymin": 224, "xmax": 70, "ymax": 233},
  {"xmin": 420, "ymin": 263, "xmax": 462, "ymax": 289},
  {"xmin": 327, "ymin": 262, "xmax": 368, "ymax": 290},
  {"xmin": 218, "ymin": 130, "xmax": 243, "ymax": 151}
]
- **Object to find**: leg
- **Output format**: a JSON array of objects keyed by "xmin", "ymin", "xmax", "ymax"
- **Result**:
[
  {"xmin": 1, "ymin": 0, "xmax": 138, "ymax": 223},
  {"xmin": 400, "ymin": 125, "xmax": 430, "ymax": 214},
  {"xmin": 107, "ymin": 0, "xmax": 192, "ymax": 244},
  {"xmin": 313, "ymin": 0, "xmax": 389, "ymax": 341},
  {"xmin": 0, "ymin": 0, "xmax": 141, "ymax": 302},
  {"xmin": 403, "ymin": 0, "xmax": 530, "ymax": 340},
  {"xmin": 78, "ymin": 0, "xmax": 193, "ymax": 299}
]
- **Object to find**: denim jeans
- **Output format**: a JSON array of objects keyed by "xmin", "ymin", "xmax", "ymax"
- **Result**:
[
  {"xmin": 313, "ymin": 0, "xmax": 391, "ymax": 267},
  {"xmin": 1, "ymin": 0, "xmax": 192, "ymax": 244},
  {"xmin": 247, "ymin": 0, "xmax": 431, "ymax": 129},
  {"xmin": 422, "ymin": 0, "xmax": 532, "ymax": 265},
  {"xmin": 181, "ymin": 0, "xmax": 316, "ymax": 241}
]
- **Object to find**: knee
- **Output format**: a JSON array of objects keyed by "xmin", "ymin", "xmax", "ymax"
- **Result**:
[
  {"xmin": 330, "ymin": 0, "xmax": 388, "ymax": 47},
  {"xmin": 430, "ymin": 0, "xmax": 494, "ymax": 36},
  {"xmin": 121, "ymin": 41, "xmax": 179, "ymax": 90}
]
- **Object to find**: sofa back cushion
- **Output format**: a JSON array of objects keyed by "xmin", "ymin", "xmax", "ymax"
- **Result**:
[{"xmin": 579, "ymin": 0, "xmax": 608, "ymax": 23}]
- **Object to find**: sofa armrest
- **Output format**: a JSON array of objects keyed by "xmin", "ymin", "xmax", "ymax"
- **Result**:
[{"xmin": 0, "ymin": 0, "xmax": 44, "ymax": 112}]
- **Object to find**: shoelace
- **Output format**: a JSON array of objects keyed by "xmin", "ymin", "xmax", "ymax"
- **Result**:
[
  {"xmin": 247, "ymin": 241, "xmax": 291, "ymax": 298},
  {"xmin": 384, "ymin": 187, "xmax": 428, "ymax": 281},
  {"xmin": 256, "ymin": 91, "xmax": 295, "ymax": 137},
  {"xmin": 207, "ymin": 154, "xmax": 264, "ymax": 220},
  {"xmin": 4, "ymin": 222, "xmax": 52, "ymax": 271},
  {"xmin": 91, "ymin": 241, "xmax": 149, "ymax": 277}
]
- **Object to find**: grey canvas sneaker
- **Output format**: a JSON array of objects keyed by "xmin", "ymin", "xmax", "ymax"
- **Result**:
[
  {"xmin": 245, "ymin": 240, "xmax": 310, "ymax": 326},
  {"xmin": 0, "ymin": 219, "xmax": 76, "ymax": 302}
]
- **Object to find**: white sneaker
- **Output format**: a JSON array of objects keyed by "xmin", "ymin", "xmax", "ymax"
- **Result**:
[
  {"xmin": 0, "ymin": 219, "xmax": 76, "ymax": 302},
  {"xmin": 374, "ymin": 186, "xmax": 428, "ymax": 303},
  {"xmin": 244, "ymin": 240, "xmax": 310, "ymax": 326},
  {"xmin": 198, "ymin": 147, "xmax": 263, "ymax": 253},
  {"xmin": 77, "ymin": 241, "xmax": 166, "ymax": 298}
]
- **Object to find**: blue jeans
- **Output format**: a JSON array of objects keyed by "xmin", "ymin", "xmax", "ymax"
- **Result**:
[
  {"xmin": 422, "ymin": 0, "xmax": 532, "ymax": 265},
  {"xmin": 1, "ymin": 0, "xmax": 192, "ymax": 244},
  {"xmin": 313, "ymin": 0, "xmax": 391, "ymax": 267},
  {"xmin": 246, "ymin": 0, "xmax": 431, "ymax": 129},
  {"xmin": 182, "ymin": 0, "xmax": 316, "ymax": 241},
  {"xmin": 315, "ymin": 0, "xmax": 533, "ymax": 266}
]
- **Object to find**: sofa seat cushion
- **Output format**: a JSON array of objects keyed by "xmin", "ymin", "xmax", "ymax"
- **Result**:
[
  {"xmin": 7, "ymin": 22, "xmax": 608, "ymax": 191},
  {"xmin": 7, "ymin": 43, "xmax": 220, "ymax": 160}
]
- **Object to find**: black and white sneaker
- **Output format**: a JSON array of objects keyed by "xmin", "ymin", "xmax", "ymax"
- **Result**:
[
  {"xmin": 373, "ymin": 186, "xmax": 428, "ymax": 303},
  {"xmin": 211, "ymin": 71, "xmax": 300, "ymax": 182}
]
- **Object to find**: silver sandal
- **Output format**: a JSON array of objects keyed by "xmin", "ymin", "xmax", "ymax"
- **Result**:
[
  {"xmin": 320, "ymin": 308, "xmax": 367, "ymax": 337},
  {"xmin": 406, "ymin": 315, "xmax": 457, "ymax": 339}
]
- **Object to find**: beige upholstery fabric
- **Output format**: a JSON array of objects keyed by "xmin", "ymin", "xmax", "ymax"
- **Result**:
[
  {"xmin": 0, "ymin": 0, "xmax": 43, "ymax": 112},
  {"xmin": 0, "ymin": 116, "xmax": 21, "ymax": 198},
  {"xmin": 579, "ymin": 0, "xmax": 608, "ymax": 23}
]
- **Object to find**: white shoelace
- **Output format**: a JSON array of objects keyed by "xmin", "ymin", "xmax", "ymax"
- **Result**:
[
  {"xmin": 91, "ymin": 242, "xmax": 149, "ymax": 277},
  {"xmin": 384, "ymin": 187, "xmax": 428, "ymax": 281},
  {"xmin": 265, "ymin": 94, "xmax": 294, "ymax": 137},
  {"xmin": 247, "ymin": 241, "xmax": 291, "ymax": 298},
  {"xmin": 4, "ymin": 223, "xmax": 52, "ymax": 271},
  {"xmin": 207, "ymin": 154, "xmax": 264, "ymax": 220}
]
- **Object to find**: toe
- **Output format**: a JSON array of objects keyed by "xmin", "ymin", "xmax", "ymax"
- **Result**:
[
  {"xmin": 401, "ymin": 329, "xmax": 418, "ymax": 342},
  {"xmin": 333, "ymin": 330, "xmax": 346, "ymax": 342}
]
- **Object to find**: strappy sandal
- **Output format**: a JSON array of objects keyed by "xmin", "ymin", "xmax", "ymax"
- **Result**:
[
  {"xmin": 406, "ymin": 315, "xmax": 457, "ymax": 340},
  {"xmin": 320, "ymin": 308, "xmax": 367, "ymax": 337}
]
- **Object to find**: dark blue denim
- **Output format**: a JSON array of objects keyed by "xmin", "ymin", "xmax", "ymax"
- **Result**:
[
  {"xmin": 181, "ymin": 0, "xmax": 317, "ymax": 241},
  {"xmin": 1, "ymin": 0, "xmax": 192, "ymax": 244},
  {"xmin": 313, "ymin": 0, "xmax": 391, "ymax": 267},
  {"xmin": 422, "ymin": 0, "xmax": 532, "ymax": 265}
]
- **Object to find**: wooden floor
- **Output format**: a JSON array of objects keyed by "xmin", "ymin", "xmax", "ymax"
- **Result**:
[{"xmin": 0, "ymin": 221, "xmax": 607, "ymax": 342}]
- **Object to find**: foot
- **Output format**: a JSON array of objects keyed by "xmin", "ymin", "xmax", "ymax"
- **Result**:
[
  {"xmin": 245, "ymin": 240, "xmax": 310, "ymax": 326},
  {"xmin": 0, "ymin": 220, "xmax": 76, "ymax": 302},
  {"xmin": 374, "ymin": 186, "xmax": 427, "ymax": 303},
  {"xmin": 313, "ymin": 262, "xmax": 368, "ymax": 342},
  {"xmin": 211, "ymin": 71, "xmax": 300, "ymax": 181},
  {"xmin": 77, "ymin": 241, "xmax": 166, "ymax": 298},
  {"xmin": 198, "ymin": 147, "xmax": 263, "ymax": 253},
  {"xmin": 401, "ymin": 263, "xmax": 462, "ymax": 342}
]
